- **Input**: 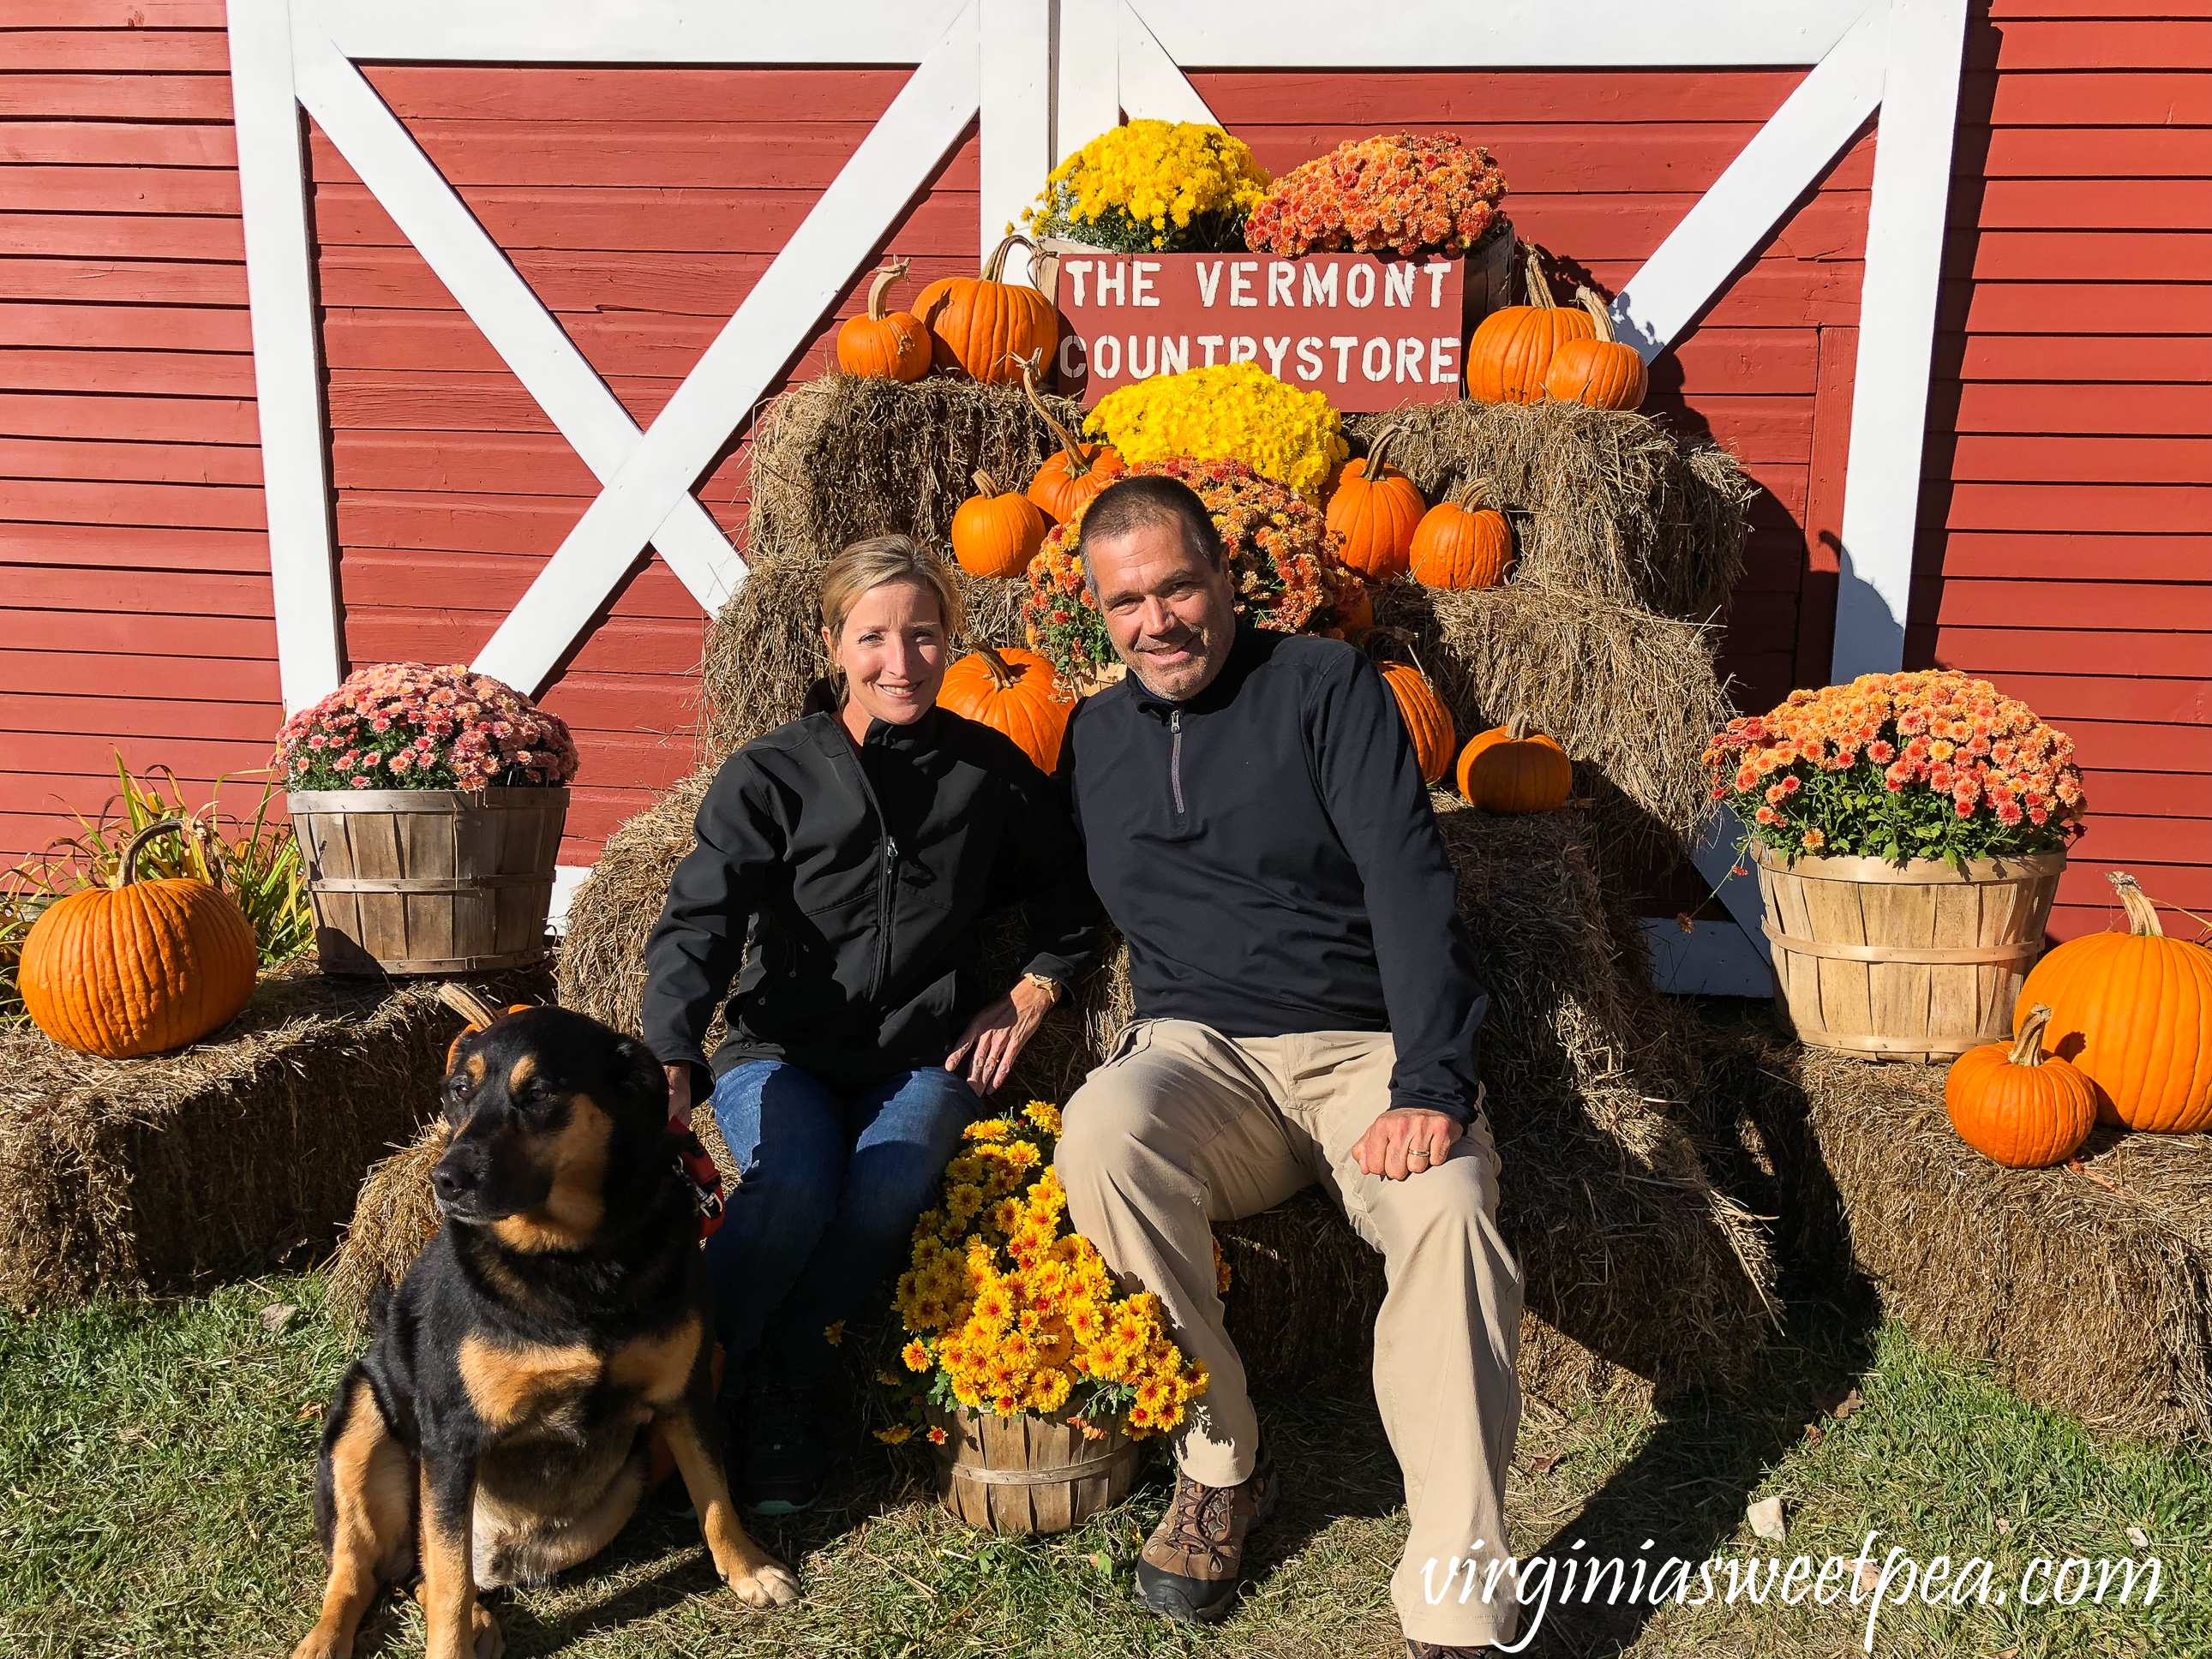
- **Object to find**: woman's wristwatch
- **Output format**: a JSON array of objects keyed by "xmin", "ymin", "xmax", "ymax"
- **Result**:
[{"xmin": 1020, "ymin": 971, "xmax": 1064, "ymax": 1006}]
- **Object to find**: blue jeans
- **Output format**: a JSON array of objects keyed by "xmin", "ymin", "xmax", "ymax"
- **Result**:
[{"xmin": 702, "ymin": 1059, "xmax": 976, "ymax": 1394}]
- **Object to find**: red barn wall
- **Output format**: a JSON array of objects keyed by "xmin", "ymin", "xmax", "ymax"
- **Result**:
[{"xmin": 3, "ymin": 1, "xmax": 2204, "ymax": 943}]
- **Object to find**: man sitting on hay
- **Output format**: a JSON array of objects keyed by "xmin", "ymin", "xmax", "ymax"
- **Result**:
[{"xmin": 1054, "ymin": 476, "xmax": 1524, "ymax": 1658}]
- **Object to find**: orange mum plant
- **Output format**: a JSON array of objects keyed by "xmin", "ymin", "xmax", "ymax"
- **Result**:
[
  {"xmin": 880, "ymin": 1102, "xmax": 1226, "ymax": 1442},
  {"xmin": 1704, "ymin": 671, "xmax": 2086, "ymax": 868}
]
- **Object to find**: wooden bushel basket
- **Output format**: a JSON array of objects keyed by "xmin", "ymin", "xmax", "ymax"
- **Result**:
[
  {"xmin": 928, "ymin": 1404, "xmax": 1137, "ymax": 1535},
  {"xmin": 290, "ymin": 788, "xmax": 568, "ymax": 976},
  {"xmin": 1754, "ymin": 846, "xmax": 2065, "ymax": 1063}
]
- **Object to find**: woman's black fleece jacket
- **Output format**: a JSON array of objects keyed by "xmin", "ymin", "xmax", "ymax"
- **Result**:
[
  {"xmin": 642, "ymin": 700, "xmax": 1101, "ymax": 1091},
  {"xmin": 1060, "ymin": 623, "xmax": 1490, "ymax": 1125}
]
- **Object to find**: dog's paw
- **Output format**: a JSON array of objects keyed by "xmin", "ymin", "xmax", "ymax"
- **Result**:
[
  {"xmin": 471, "ymin": 1602, "xmax": 506, "ymax": 1659},
  {"xmin": 729, "ymin": 1558, "xmax": 803, "ymax": 1608},
  {"xmin": 288, "ymin": 1632, "xmax": 351, "ymax": 1659}
]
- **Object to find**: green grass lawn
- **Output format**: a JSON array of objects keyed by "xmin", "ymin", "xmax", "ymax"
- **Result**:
[{"xmin": 1, "ymin": 1274, "xmax": 2203, "ymax": 1659}]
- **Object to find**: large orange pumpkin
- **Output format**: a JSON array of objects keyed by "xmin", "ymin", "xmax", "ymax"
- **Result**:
[
  {"xmin": 2015, "ymin": 871, "xmax": 2212, "ymax": 1131},
  {"xmin": 914, "ymin": 234, "xmax": 1058, "ymax": 385},
  {"xmin": 1018, "ymin": 351, "xmax": 1123, "ymax": 521},
  {"xmin": 1325, "ymin": 426, "xmax": 1426, "ymax": 581},
  {"xmin": 1363, "ymin": 637, "xmax": 1455, "ymax": 785},
  {"xmin": 1543, "ymin": 286, "xmax": 1649, "ymax": 410},
  {"xmin": 836, "ymin": 257, "xmax": 930, "ymax": 382},
  {"xmin": 1407, "ymin": 477, "xmax": 1513, "ymax": 590},
  {"xmin": 1457, "ymin": 716, "xmax": 1573, "ymax": 814},
  {"xmin": 938, "ymin": 645, "xmax": 1073, "ymax": 774},
  {"xmin": 951, "ymin": 470, "xmax": 1049, "ymax": 579},
  {"xmin": 1945, "ymin": 1003, "xmax": 2097, "ymax": 1169},
  {"xmin": 20, "ymin": 817, "xmax": 257, "ymax": 1058},
  {"xmin": 1465, "ymin": 243, "xmax": 1596, "ymax": 404}
]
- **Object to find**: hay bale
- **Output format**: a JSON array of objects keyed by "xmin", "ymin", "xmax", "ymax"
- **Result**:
[
  {"xmin": 561, "ymin": 769, "xmax": 1776, "ymax": 1406},
  {"xmin": 1344, "ymin": 402, "xmax": 1753, "ymax": 620},
  {"xmin": 0, "ymin": 962, "xmax": 549, "ymax": 1311},
  {"xmin": 1709, "ymin": 1008, "xmax": 2212, "ymax": 1445}
]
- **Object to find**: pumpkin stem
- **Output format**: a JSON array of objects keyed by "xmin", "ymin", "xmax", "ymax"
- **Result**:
[
  {"xmin": 865, "ymin": 257, "xmax": 910, "ymax": 322},
  {"xmin": 1454, "ymin": 475, "xmax": 1493, "ymax": 512},
  {"xmin": 1520, "ymin": 242, "xmax": 1556, "ymax": 309},
  {"xmin": 1017, "ymin": 350, "xmax": 1100, "ymax": 479},
  {"xmin": 974, "ymin": 644, "xmax": 1020, "ymax": 692},
  {"xmin": 973, "ymin": 469, "xmax": 1001, "ymax": 497},
  {"xmin": 2008, "ymin": 1003, "xmax": 2055, "ymax": 1068},
  {"xmin": 982, "ymin": 233, "xmax": 1041, "ymax": 286},
  {"xmin": 1507, "ymin": 713, "xmax": 1532, "ymax": 741},
  {"xmin": 2109, "ymin": 871, "xmax": 2166, "ymax": 937},
  {"xmin": 1362, "ymin": 424, "xmax": 1402, "ymax": 478},
  {"xmin": 115, "ymin": 817, "xmax": 186, "ymax": 889},
  {"xmin": 1572, "ymin": 285, "xmax": 1618, "ymax": 344},
  {"xmin": 435, "ymin": 983, "xmax": 506, "ymax": 1030}
]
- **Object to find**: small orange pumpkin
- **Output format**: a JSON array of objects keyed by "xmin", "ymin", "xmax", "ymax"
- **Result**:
[
  {"xmin": 951, "ymin": 470, "xmax": 1049, "ymax": 579},
  {"xmin": 20, "ymin": 817, "xmax": 258, "ymax": 1058},
  {"xmin": 1457, "ymin": 715, "xmax": 1573, "ymax": 814},
  {"xmin": 1465, "ymin": 243, "xmax": 1597, "ymax": 404},
  {"xmin": 2016, "ymin": 871, "xmax": 2212, "ymax": 1132},
  {"xmin": 836, "ymin": 257, "xmax": 930, "ymax": 382},
  {"xmin": 1325, "ymin": 426, "xmax": 1426, "ymax": 581},
  {"xmin": 1018, "ymin": 350, "xmax": 1123, "ymax": 522},
  {"xmin": 1945, "ymin": 1003, "xmax": 2097, "ymax": 1169},
  {"xmin": 1543, "ymin": 286, "xmax": 1648, "ymax": 410},
  {"xmin": 1407, "ymin": 477, "xmax": 1513, "ymax": 590},
  {"xmin": 938, "ymin": 644, "xmax": 1073, "ymax": 774},
  {"xmin": 1319, "ymin": 575, "xmax": 1375, "ymax": 641},
  {"xmin": 914, "ymin": 234, "xmax": 1058, "ymax": 385},
  {"xmin": 1362, "ymin": 634, "xmax": 1455, "ymax": 786}
]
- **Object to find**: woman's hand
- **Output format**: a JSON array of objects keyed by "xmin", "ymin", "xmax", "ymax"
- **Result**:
[
  {"xmin": 665, "ymin": 1063, "xmax": 694, "ymax": 1129},
  {"xmin": 945, "ymin": 978, "xmax": 1058, "ymax": 1095}
]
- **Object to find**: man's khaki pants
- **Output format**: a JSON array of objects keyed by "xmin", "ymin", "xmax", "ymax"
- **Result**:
[{"xmin": 1056, "ymin": 1019, "xmax": 1524, "ymax": 1649}]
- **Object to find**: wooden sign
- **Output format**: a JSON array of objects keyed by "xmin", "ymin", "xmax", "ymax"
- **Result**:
[{"xmin": 1050, "ymin": 251, "xmax": 1468, "ymax": 409}]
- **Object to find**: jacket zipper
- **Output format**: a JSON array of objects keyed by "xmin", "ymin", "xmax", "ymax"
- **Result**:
[
  {"xmin": 1169, "ymin": 710, "xmax": 1186, "ymax": 815},
  {"xmin": 872, "ymin": 835, "xmax": 898, "ymax": 1003}
]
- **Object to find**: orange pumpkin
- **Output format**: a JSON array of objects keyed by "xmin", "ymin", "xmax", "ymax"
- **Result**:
[
  {"xmin": 2015, "ymin": 871, "xmax": 2212, "ymax": 1131},
  {"xmin": 836, "ymin": 257, "xmax": 930, "ymax": 382},
  {"xmin": 1543, "ymin": 286, "xmax": 1648, "ymax": 410},
  {"xmin": 938, "ymin": 645, "xmax": 1073, "ymax": 774},
  {"xmin": 1407, "ymin": 477, "xmax": 1513, "ymax": 590},
  {"xmin": 1465, "ymin": 242, "xmax": 1597, "ymax": 404},
  {"xmin": 951, "ymin": 470, "xmax": 1049, "ymax": 579},
  {"xmin": 1325, "ymin": 426, "xmax": 1426, "ymax": 581},
  {"xmin": 20, "ymin": 817, "xmax": 257, "ymax": 1058},
  {"xmin": 1320, "ymin": 576, "xmax": 1375, "ymax": 641},
  {"xmin": 914, "ymin": 234, "xmax": 1058, "ymax": 385},
  {"xmin": 1362, "ymin": 636, "xmax": 1455, "ymax": 786},
  {"xmin": 1945, "ymin": 1003, "xmax": 2097, "ymax": 1169},
  {"xmin": 1018, "ymin": 350, "xmax": 1123, "ymax": 521},
  {"xmin": 1457, "ymin": 715, "xmax": 1573, "ymax": 814}
]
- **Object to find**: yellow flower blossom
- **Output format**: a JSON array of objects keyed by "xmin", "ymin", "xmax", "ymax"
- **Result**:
[
  {"xmin": 1084, "ymin": 365, "xmax": 1348, "ymax": 503},
  {"xmin": 1023, "ymin": 120, "xmax": 1269, "ymax": 253}
]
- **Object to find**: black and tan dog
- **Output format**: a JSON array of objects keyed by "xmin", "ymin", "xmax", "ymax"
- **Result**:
[{"xmin": 293, "ymin": 1004, "xmax": 799, "ymax": 1659}]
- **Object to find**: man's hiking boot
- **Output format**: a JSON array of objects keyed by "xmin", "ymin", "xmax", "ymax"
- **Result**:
[
  {"xmin": 730, "ymin": 1375, "xmax": 826, "ymax": 1515},
  {"xmin": 1406, "ymin": 1642, "xmax": 1497, "ymax": 1658},
  {"xmin": 1133, "ymin": 1449, "xmax": 1275, "ymax": 1623}
]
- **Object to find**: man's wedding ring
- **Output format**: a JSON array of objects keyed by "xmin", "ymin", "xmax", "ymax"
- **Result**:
[{"xmin": 1407, "ymin": 1148, "xmax": 1430, "ymax": 1165}]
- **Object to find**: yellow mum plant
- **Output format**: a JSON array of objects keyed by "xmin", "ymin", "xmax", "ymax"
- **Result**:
[
  {"xmin": 880, "ymin": 1099, "xmax": 1226, "ymax": 1441},
  {"xmin": 1083, "ymin": 363, "xmax": 1350, "ymax": 502},
  {"xmin": 1022, "ymin": 120, "xmax": 1270, "ymax": 254}
]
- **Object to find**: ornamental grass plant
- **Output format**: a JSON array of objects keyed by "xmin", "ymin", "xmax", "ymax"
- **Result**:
[
  {"xmin": 1022, "ymin": 120, "xmax": 1271, "ymax": 253},
  {"xmin": 1705, "ymin": 671, "xmax": 2088, "ymax": 869},
  {"xmin": 274, "ymin": 662, "xmax": 578, "ymax": 794},
  {"xmin": 880, "ymin": 1102, "xmax": 1223, "ymax": 1441}
]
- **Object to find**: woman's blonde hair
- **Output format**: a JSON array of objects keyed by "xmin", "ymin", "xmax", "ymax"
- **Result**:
[{"xmin": 818, "ymin": 533, "xmax": 965, "ymax": 644}]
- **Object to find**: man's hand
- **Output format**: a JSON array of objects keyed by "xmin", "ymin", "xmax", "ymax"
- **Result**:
[
  {"xmin": 1352, "ymin": 1107, "xmax": 1462, "ymax": 1181},
  {"xmin": 664, "ymin": 1063, "xmax": 693, "ymax": 1130},
  {"xmin": 944, "ymin": 977, "xmax": 1058, "ymax": 1095}
]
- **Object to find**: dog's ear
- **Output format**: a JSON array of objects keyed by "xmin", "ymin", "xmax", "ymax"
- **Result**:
[{"xmin": 610, "ymin": 1034, "xmax": 671, "ymax": 1125}]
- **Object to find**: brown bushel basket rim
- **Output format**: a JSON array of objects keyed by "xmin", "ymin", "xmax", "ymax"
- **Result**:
[
  {"xmin": 289, "ymin": 786, "xmax": 571, "ymax": 812},
  {"xmin": 940, "ymin": 1445, "xmax": 1136, "ymax": 1485},
  {"xmin": 1752, "ymin": 845, "xmax": 2068, "ymax": 884}
]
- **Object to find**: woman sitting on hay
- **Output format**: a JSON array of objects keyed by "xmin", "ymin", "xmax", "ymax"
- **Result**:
[{"xmin": 641, "ymin": 534, "xmax": 1100, "ymax": 1514}]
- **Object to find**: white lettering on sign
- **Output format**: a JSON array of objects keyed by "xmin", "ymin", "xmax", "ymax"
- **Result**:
[{"xmin": 1058, "ymin": 252, "xmax": 1467, "ymax": 409}]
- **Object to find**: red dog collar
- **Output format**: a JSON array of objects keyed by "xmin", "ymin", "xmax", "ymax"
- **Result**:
[{"xmin": 671, "ymin": 1116, "xmax": 726, "ymax": 1241}]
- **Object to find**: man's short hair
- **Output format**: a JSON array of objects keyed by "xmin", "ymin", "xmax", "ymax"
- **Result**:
[{"xmin": 1080, "ymin": 476, "xmax": 1223, "ymax": 596}]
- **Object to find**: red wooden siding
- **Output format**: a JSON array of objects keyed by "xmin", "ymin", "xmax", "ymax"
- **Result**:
[
  {"xmin": 3, "ymin": 2, "xmax": 2204, "ymax": 949},
  {"xmin": 1915, "ymin": 0, "xmax": 2212, "ymax": 939}
]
